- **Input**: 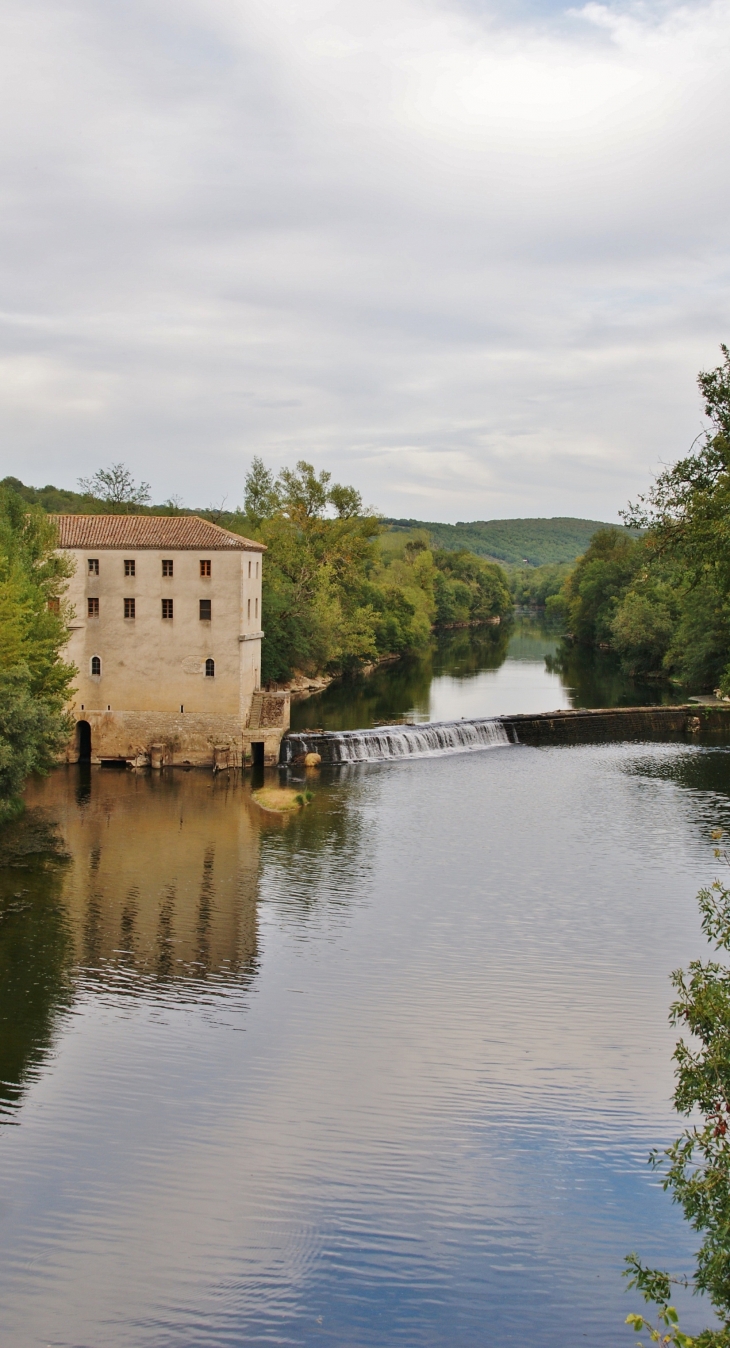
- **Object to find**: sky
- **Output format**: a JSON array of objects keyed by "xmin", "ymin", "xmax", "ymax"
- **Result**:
[{"xmin": 0, "ymin": 0, "xmax": 728, "ymax": 522}]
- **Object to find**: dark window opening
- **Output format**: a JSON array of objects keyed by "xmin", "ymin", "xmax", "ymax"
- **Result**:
[
  {"xmin": 255, "ymin": 561, "xmax": 259, "ymax": 579},
  {"xmin": 255, "ymin": 597, "xmax": 258, "ymax": 619},
  {"xmin": 200, "ymin": 560, "xmax": 211, "ymax": 577},
  {"xmin": 248, "ymin": 560, "xmax": 251, "ymax": 578},
  {"xmin": 162, "ymin": 559, "xmax": 173, "ymax": 576},
  {"xmin": 88, "ymin": 597, "xmax": 99, "ymax": 617},
  {"xmin": 88, "ymin": 558, "xmax": 99, "ymax": 575},
  {"xmin": 162, "ymin": 598, "xmax": 173, "ymax": 619},
  {"xmin": 91, "ymin": 656, "xmax": 101, "ymax": 676},
  {"xmin": 247, "ymin": 598, "xmax": 250, "ymax": 619},
  {"xmin": 77, "ymin": 720, "xmax": 92, "ymax": 762},
  {"xmin": 124, "ymin": 598, "xmax": 135, "ymax": 619},
  {"xmin": 199, "ymin": 599, "xmax": 211, "ymax": 621},
  {"xmin": 124, "ymin": 559, "xmax": 135, "ymax": 576},
  {"xmin": 205, "ymin": 658, "xmax": 215, "ymax": 677},
  {"xmin": 251, "ymin": 741, "xmax": 264, "ymax": 768}
]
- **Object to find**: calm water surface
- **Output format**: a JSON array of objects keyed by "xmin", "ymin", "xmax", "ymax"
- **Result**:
[
  {"xmin": 2, "ymin": 740, "xmax": 729, "ymax": 1346},
  {"xmin": 290, "ymin": 617, "xmax": 686, "ymax": 732}
]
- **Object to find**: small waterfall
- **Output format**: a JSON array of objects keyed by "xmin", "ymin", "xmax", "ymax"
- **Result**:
[{"xmin": 282, "ymin": 718, "xmax": 514, "ymax": 764}]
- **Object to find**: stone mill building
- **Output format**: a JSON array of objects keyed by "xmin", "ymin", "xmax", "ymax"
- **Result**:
[{"xmin": 53, "ymin": 514, "xmax": 289, "ymax": 768}]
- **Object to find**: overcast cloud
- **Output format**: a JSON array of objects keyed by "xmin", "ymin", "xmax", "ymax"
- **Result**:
[{"xmin": 0, "ymin": 0, "xmax": 728, "ymax": 520}]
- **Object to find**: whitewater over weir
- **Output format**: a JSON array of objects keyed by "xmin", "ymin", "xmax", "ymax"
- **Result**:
[{"xmin": 281, "ymin": 717, "xmax": 515, "ymax": 764}]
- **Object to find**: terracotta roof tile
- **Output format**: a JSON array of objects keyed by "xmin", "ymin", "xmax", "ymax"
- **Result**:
[{"xmin": 51, "ymin": 514, "xmax": 265, "ymax": 552}]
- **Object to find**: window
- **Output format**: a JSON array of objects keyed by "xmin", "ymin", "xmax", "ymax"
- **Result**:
[
  {"xmin": 124, "ymin": 559, "xmax": 135, "ymax": 576},
  {"xmin": 124, "ymin": 598, "xmax": 135, "ymax": 619},
  {"xmin": 200, "ymin": 560, "xmax": 211, "ymax": 577},
  {"xmin": 88, "ymin": 558, "xmax": 99, "ymax": 575},
  {"xmin": 162, "ymin": 599, "xmax": 173, "ymax": 619},
  {"xmin": 162, "ymin": 559, "xmax": 173, "ymax": 577},
  {"xmin": 199, "ymin": 599, "xmax": 211, "ymax": 620},
  {"xmin": 248, "ymin": 560, "xmax": 251, "ymax": 578},
  {"xmin": 48, "ymin": 598, "xmax": 60, "ymax": 613},
  {"xmin": 91, "ymin": 656, "xmax": 101, "ymax": 676},
  {"xmin": 88, "ymin": 597, "xmax": 99, "ymax": 617},
  {"xmin": 205, "ymin": 658, "xmax": 215, "ymax": 677},
  {"xmin": 247, "ymin": 598, "xmax": 250, "ymax": 619},
  {"xmin": 255, "ymin": 561, "xmax": 259, "ymax": 579},
  {"xmin": 255, "ymin": 597, "xmax": 258, "ymax": 619}
]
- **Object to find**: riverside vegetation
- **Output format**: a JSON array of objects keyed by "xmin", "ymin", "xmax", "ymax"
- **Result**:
[
  {"xmin": 625, "ymin": 834, "xmax": 730, "ymax": 1348},
  {"xmin": 545, "ymin": 347, "xmax": 730, "ymax": 695},
  {"xmin": 0, "ymin": 489, "xmax": 75, "ymax": 822}
]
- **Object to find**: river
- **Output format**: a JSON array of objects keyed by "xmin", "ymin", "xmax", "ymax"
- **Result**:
[
  {"xmin": 290, "ymin": 615, "xmax": 687, "ymax": 732},
  {"xmin": 1, "ymin": 624, "xmax": 722, "ymax": 1347}
]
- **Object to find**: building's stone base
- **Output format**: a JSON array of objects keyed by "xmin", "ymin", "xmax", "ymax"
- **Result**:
[{"xmin": 67, "ymin": 710, "xmax": 285, "ymax": 768}]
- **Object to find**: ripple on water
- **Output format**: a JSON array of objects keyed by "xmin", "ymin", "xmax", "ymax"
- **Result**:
[{"xmin": 0, "ymin": 745, "xmax": 727, "ymax": 1345}]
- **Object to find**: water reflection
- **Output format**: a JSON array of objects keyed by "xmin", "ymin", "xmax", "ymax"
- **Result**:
[
  {"xmin": 0, "ymin": 812, "xmax": 73, "ymax": 1120},
  {"xmin": 3, "ymin": 749, "xmax": 730, "ymax": 1347},
  {"xmin": 291, "ymin": 615, "xmax": 688, "ymax": 732}
]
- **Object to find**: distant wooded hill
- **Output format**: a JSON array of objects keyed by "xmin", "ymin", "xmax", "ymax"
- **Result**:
[
  {"xmin": 385, "ymin": 516, "xmax": 628, "ymax": 566},
  {"xmin": 1, "ymin": 477, "xmax": 624, "ymax": 568}
]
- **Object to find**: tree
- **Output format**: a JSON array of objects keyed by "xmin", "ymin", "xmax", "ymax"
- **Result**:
[
  {"xmin": 623, "ymin": 346, "xmax": 730, "ymax": 594},
  {"xmin": 558, "ymin": 529, "xmax": 643, "ymax": 645},
  {"xmin": 243, "ymin": 457, "xmax": 280, "ymax": 528},
  {"xmin": 625, "ymin": 833, "xmax": 730, "ymax": 1348},
  {"xmin": 0, "ymin": 488, "xmax": 75, "ymax": 821},
  {"xmin": 77, "ymin": 463, "xmax": 151, "ymax": 512}
]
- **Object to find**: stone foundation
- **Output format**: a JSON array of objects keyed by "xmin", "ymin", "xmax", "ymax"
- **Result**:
[{"xmin": 67, "ymin": 709, "xmax": 286, "ymax": 768}]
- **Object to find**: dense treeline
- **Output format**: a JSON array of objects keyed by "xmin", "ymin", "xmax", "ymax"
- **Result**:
[
  {"xmin": 549, "ymin": 346, "xmax": 730, "ymax": 692},
  {"xmin": 234, "ymin": 461, "xmax": 512, "ymax": 683},
  {"xmin": 0, "ymin": 492, "xmax": 75, "ymax": 820}
]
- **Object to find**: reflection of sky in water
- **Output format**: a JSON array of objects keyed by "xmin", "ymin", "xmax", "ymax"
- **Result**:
[
  {"xmin": 2, "ymin": 747, "xmax": 728, "ymax": 1345},
  {"xmin": 416, "ymin": 625, "xmax": 570, "ymax": 721}
]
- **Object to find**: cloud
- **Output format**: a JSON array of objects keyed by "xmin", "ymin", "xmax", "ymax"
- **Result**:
[{"xmin": 0, "ymin": 0, "xmax": 728, "ymax": 519}]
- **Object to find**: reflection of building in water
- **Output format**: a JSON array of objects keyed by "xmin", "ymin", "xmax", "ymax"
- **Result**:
[{"xmin": 24, "ymin": 769, "xmax": 262, "ymax": 987}]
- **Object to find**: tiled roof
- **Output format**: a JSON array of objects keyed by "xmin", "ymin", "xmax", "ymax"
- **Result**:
[{"xmin": 51, "ymin": 515, "xmax": 265, "ymax": 552}]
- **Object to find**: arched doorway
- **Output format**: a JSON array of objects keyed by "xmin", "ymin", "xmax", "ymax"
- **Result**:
[{"xmin": 77, "ymin": 720, "xmax": 92, "ymax": 763}]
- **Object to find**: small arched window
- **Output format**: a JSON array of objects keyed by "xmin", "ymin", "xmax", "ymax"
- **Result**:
[
  {"xmin": 91, "ymin": 656, "xmax": 101, "ymax": 677},
  {"xmin": 205, "ymin": 658, "xmax": 215, "ymax": 678}
]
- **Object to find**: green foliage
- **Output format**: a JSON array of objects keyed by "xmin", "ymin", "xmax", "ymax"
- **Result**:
[
  {"xmin": 432, "ymin": 548, "xmax": 512, "ymax": 626},
  {"xmin": 546, "ymin": 347, "xmax": 730, "ymax": 691},
  {"xmin": 610, "ymin": 584, "xmax": 678, "ymax": 676},
  {"xmin": 558, "ymin": 528, "xmax": 644, "ymax": 645},
  {"xmin": 510, "ymin": 562, "xmax": 571, "ymax": 607},
  {"xmin": 0, "ymin": 489, "xmax": 76, "ymax": 819},
  {"xmin": 624, "ymin": 835, "xmax": 730, "ymax": 1348},
  {"xmin": 384, "ymin": 516, "xmax": 623, "ymax": 565},
  {"xmin": 77, "ymin": 463, "xmax": 151, "ymax": 511},
  {"xmin": 234, "ymin": 460, "xmax": 436, "ymax": 684}
]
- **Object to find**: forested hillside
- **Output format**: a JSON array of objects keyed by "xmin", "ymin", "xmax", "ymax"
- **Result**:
[{"xmin": 385, "ymin": 516, "xmax": 624, "ymax": 566}]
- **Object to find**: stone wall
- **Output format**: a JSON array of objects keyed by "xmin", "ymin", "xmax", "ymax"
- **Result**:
[
  {"xmin": 67, "ymin": 709, "xmax": 285, "ymax": 768},
  {"xmin": 499, "ymin": 704, "xmax": 730, "ymax": 745}
]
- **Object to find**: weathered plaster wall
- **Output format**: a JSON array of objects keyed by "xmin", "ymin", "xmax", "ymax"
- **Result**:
[{"xmin": 62, "ymin": 545, "xmax": 262, "ymax": 719}]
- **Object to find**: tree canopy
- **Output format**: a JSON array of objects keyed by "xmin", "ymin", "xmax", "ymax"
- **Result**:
[{"xmin": 0, "ymin": 489, "xmax": 75, "ymax": 821}]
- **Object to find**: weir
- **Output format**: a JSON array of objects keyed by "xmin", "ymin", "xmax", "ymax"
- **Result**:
[
  {"xmin": 281, "ymin": 718, "xmax": 513, "ymax": 764},
  {"xmin": 281, "ymin": 704, "xmax": 730, "ymax": 765}
]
